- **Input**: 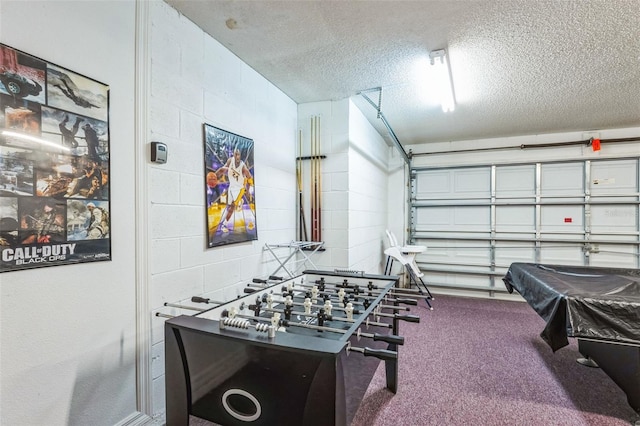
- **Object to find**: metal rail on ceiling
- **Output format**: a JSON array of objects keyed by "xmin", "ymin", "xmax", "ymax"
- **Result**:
[
  {"xmin": 358, "ymin": 87, "xmax": 410, "ymax": 165},
  {"xmin": 411, "ymin": 136, "xmax": 640, "ymax": 157}
]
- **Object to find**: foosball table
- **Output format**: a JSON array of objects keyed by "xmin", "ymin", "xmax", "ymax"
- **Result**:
[{"xmin": 163, "ymin": 270, "xmax": 421, "ymax": 426}]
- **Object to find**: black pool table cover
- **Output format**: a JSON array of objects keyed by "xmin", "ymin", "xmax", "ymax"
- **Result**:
[{"xmin": 503, "ymin": 263, "xmax": 640, "ymax": 351}]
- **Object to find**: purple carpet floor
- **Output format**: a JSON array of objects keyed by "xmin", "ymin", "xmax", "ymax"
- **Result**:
[{"xmin": 351, "ymin": 295, "xmax": 637, "ymax": 426}]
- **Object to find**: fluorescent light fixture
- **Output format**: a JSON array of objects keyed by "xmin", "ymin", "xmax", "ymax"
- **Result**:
[
  {"xmin": 1, "ymin": 130, "xmax": 71, "ymax": 152},
  {"xmin": 429, "ymin": 49, "xmax": 456, "ymax": 112}
]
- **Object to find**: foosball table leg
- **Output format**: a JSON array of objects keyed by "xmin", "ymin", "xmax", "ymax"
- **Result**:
[{"xmin": 384, "ymin": 349, "xmax": 399, "ymax": 393}]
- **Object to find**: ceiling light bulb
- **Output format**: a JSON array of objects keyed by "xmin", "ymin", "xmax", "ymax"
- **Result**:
[{"xmin": 429, "ymin": 49, "xmax": 456, "ymax": 113}]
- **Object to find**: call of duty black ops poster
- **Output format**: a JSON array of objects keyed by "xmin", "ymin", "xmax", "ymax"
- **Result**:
[
  {"xmin": 0, "ymin": 43, "xmax": 111, "ymax": 272},
  {"xmin": 204, "ymin": 123, "xmax": 257, "ymax": 248}
]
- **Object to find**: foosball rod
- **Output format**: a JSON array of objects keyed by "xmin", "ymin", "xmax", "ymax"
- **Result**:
[
  {"xmin": 372, "ymin": 310, "xmax": 421, "ymax": 323},
  {"xmin": 163, "ymin": 302, "xmax": 207, "ymax": 311},
  {"xmin": 223, "ymin": 310, "xmax": 345, "ymax": 333},
  {"xmin": 278, "ymin": 283, "xmax": 414, "ymax": 310},
  {"xmin": 347, "ymin": 342, "xmax": 397, "ymax": 361},
  {"xmin": 253, "ymin": 305, "xmax": 392, "ymax": 328},
  {"xmin": 247, "ymin": 289, "xmax": 417, "ymax": 321},
  {"xmin": 245, "ymin": 284, "xmax": 410, "ymax": 312},
  {"xmin": 222, "ymin": 310, "xmax": 399, "ymax": 342},
  {"xmin": 257, "ymin": 303, "xmax": 417, "ymax": 328},
  {"xmin": 244, "ymin": 287, "xmax": 364, "ymax": 314},
  {"xmin": 278, "ymin": 282, "xmax": 380, "ymax": 301},
  {"xmin": 265, "ymin": 275, "xmax": 422, "ymax": 299},
  {"xmin": 293, "ymin": 284, "xmax": 418, "ymax": 311},
  {"xmin": 252, "ymin": 280, "xmax": 418, "ymax": 307},
  {"xmin": 291, "ymin": 278, "xmax": 425, "ymax": 297},
  {"xmin": 252, "ymin": 308, "xmax": 392, "ymax": 328},
  {"xmin": 191, "ymin": 296, "xmax": 226, "ymax": 305},
  {"xmin": 286, "ymin": 320, "xmax": 404, "ymax": 345}
]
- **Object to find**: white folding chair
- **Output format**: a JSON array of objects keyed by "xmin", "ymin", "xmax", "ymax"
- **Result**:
[{"xmin": 384, "ymin": 230, "xmax": 433, "ymax": 309}]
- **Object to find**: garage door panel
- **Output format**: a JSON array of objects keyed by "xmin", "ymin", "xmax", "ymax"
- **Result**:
[
  {"xmin": 589, "ymin": 232, "xmax": 640, "ymax": 242},
  {"xmin": 541, "ymin": 206, "xmax": 583, "ymax": 232},
  {"xmin": 425, "ymin": 271, "xmax": 492, "ymax": 288},
  {"xmin": 416, "ymin": 207, "xmax": 451, "ymax": 227},
  {"xmin": 454, "ymin": 168, "xmax": 490, "ymax": 196},
  {"xmin": 539, "ymin": 244, "xmax": 583, "ymax": 264},
  {"xmin": 541, "ymin": 163, "xmax": 584, "ymax": 195},
  {"xmin": 495, "ymin": 165, "xmax": 535, "ymax": 197},
  {"xmin": 591, "ymin": 205, "xmax": 638, "ymax": 232},
  {"xmin": 416, "ymin": 170, "xmax": 450, "ymax": 198},
  {"xmin": 590, "ymin": 159, "xmax": 637, "ymax": 194},
  {"xmin": 454, "ymin": 207, "xmax": 490, "ymax": 230},
  {"xmin": 495, "ymin": 243, "xmax": 536, "ymax": 265},
  {"xmin": 588, "ymin": 246, "xmax": 638, "ymax": 268},
  {"xmin": 423, "ymin": 241, "xmax": 491, "ymax": 264},
  {"xmin": 496, "ymin": 206, "xmax": 535, "ymax": 230},
  {"xmin": 417, "ymin": 206, "xmax": 490, "ymax": 231}
]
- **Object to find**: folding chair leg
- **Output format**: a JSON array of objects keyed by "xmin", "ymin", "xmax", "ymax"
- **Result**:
[
  {"xmin": 384, "ymin": 257, "xmax": 395, "ymax": 276},
  {"xmin": 416, "ymin": 276, "xmax": 434, "ymax": 301},
  {"xmin": 406, "ymin": 267, "xmax": 433, "ymax": 310}
]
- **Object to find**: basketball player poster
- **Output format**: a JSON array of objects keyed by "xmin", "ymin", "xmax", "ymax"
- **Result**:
[{"xmin": 203, "ymin": 124, "xmax": 257, "ymax": 248}]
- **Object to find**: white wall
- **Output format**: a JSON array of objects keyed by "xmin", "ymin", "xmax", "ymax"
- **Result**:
[
  {"xmin": 146, "ymin": 1, "xmax": 298, "ymax": 418},
  {"xmin": 347, "ymin": 101, "xmax": 389, "ymax": 273},
  {"xmin": 0, "ymin": 1, "xmax": 138, "ymax": 425}
]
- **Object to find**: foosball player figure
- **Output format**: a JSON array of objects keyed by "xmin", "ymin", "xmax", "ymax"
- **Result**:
[
  {"xmin": 284, "ymin": 304, "xmax": 293, "ymax": 321},
  {"xmin": 337, "ymin": 288, "xmax": 346, "ymax": 306},
  {"xmin": 303, "ymin": 297, "xmax": 312, "ymax": 315},
  {"xmin": 250, "ymin": 298, "xmax": 262, "ymax": 316},
  {"xmin": 316, "ymin": 308, "xmax": 328, "ymax": 331},
  {"xmin": 323, "ymin": 299, "xmax": 333, "ymax": 315},
  {"xmin": 363, "ymin": 298, "xmax": 371, "ymax": 310},
  {"xmin": 345, "ymin": 302, "xmax": 354, "ymax": 320}
]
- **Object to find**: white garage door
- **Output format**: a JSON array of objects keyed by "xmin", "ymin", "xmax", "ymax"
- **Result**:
[{"xmin": 411, "ymin": 158, "xmax": 640, "ymax": 294}]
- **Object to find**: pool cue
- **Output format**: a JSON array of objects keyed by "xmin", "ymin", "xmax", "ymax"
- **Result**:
[
  {"xmin": 311, "ymin": 116, "xmax": 318, "ymax": 241},
  {"xmin": 316, "ymin": 115, "xmax": 322, "ymax": 242},
  {"xmin": 310, "ymin": 117, "xmax": 315, "ymax": 241},
  {"xmin": 297, "ymin": 129, "xmax": 308, "ymax": 241}
]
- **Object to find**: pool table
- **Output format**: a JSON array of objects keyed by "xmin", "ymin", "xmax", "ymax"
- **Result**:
[{"xmin": 503, "ymin": 263, "xmax": 640, "ymax": 415}]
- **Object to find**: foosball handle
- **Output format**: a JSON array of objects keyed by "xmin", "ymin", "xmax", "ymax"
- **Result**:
[
  {"xmin": 394, "ymin": 298, "xmax": 417, "ymax": 306},
  {"xmin": 191, "ymin": 296, "xmax": 209, "ymax": 304},
  {"xmin": 395, "ymin": 314, "xmax": 420, "ymax": 323},
  {"xmin": 252, "ymin": 278, "xmax": 268, "ymax": 284},
  {"xmin": 372, "ymin": 333, "xmax": 405, "ymax": 345},
  {"xmin": 244, "ymin": 287, "xmax": 257, "ymax": 294},
  {"xmin": 269, "ymin": 276, "xmax": 284, "ymax": 281},
  {"xmin": 363, "ymin": 347, "xmax": 397, "ymax": 361}
]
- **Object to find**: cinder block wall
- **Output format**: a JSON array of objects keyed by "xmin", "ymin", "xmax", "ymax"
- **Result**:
[{"xmin": 147, "ymin": 1, "xmax": 298, "ymax": 417}]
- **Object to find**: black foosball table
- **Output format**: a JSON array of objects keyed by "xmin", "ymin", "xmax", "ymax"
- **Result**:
[
  {"xmin": 503, "ymin": 263, "xmax": 640, "ymax": 417},
  {"xmin": 163, "ymin": 270, "xmax": 421, "ymax": 426}
]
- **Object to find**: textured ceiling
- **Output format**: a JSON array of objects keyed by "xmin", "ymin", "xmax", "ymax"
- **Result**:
[{"xmin": 166, "ymin": 0, "xmax": 640, "ymax": 146}]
